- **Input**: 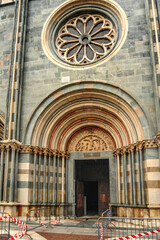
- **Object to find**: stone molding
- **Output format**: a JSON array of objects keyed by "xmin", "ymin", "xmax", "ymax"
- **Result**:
[
  {"xmin": 113, "ymin": 135, "xmax": 160, "ymax": 156},
  {"xmin": 0, "ymin": 141, "xmax": 69, "ymax": 157}
]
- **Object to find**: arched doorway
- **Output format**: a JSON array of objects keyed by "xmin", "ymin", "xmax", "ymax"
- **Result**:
[{"xmin": 24, "ymin": 81, "xmax": 150, "ymax": 217}]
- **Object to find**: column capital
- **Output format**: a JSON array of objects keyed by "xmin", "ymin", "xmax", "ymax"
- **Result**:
[
  {"xmin": 43, "ymin": 148, "xmax": 49, "ymax": 156},
  {"xmin": 21, "ymin": 145, "xmax": 33, "ymax": 154},
  {"xmin": 0, "ymin": 144, "xmax": 5, "ymax": 151},
  {"xmin": 142, "ymin": 139, "xmax": 157, "ymax": 149},
  {"xmin": 33, "ymin": 146, "xmax": 40, "ymax": 155}
]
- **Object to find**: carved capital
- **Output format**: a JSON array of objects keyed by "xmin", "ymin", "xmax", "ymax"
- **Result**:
[
  {"xmin": 43, "ymin": 148, "xmax": 49, "ymax": 156},
  {"xmin": 21, "ymin": 145, "xmax": 33, "ymax": 154},
  {"xmin": 142, "ymin": 139, "xmax": 157, "ymax": 149},
  {"xmin": 33, "ymin": 146, "xmax": 39, "ymax": 155},
  {"xmin": 0, "ymin": 144, "xmax": 5, "ymax": 151}
]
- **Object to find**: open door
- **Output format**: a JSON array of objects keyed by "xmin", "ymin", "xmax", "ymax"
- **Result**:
[{"xmin": 76, "ymin": 181, "xmax": 84, "ymax": 217}]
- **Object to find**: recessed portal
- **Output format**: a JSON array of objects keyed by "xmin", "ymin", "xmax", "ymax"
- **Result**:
[
  {"xmin": 75, "ymin": 159, "xmax": 110, "ymax": 216},
  {"xmin": 84, "ymin": 181, "xmax": 98, "ymax": 215}
]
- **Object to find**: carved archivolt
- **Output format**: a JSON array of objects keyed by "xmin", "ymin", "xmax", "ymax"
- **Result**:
[{"xmin": 68, "ymin": 128, "xmax": 115, "ymax": 152}]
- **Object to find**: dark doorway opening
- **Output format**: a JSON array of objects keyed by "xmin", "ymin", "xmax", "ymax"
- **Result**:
[
  {"xmin": 84, "ymin": 181, "xmax": 98, "ymax": 215},
  {"xmin": 75, "ymin": 159, "xmax": 109, "ymax": 217}
]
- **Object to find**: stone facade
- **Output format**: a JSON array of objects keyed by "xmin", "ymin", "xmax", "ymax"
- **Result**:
[{"xmin": 0, "ymin": 0, "xmax": 160, "ymax": 218}]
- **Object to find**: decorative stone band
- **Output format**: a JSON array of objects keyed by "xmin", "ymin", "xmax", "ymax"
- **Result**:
[
  {"xmin": 0, "ymin": 140, "xmax": 70, "ymax": 158},
  {"xmin": 113, "ymin": 134, "xmax": 160, "ymax": 156}
]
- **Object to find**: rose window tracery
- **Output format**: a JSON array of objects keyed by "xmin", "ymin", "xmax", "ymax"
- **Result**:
[{"xmin": 56, "ymin": 14, "xmax": 117, "ymax": 65}]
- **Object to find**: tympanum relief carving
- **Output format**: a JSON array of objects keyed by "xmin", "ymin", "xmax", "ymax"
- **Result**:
[{"xmin": 68, "ymin": 128, "xmax": 114, "ymax": 152}]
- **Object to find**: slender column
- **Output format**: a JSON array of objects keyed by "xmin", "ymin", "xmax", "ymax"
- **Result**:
[
  {"xmin": 52, "ymin": 152, "xmax": 56, "ymax": 203},
  {"xmin": 33, "ymin": 147, "xmax": 39, "ymax": 204},
  {"xmin": 0, "ymin": 146, "xmax": 5, "ymax": 201},
  {"xmin": 43, "ymin": 149, "xmax": 48, "ymax": 203},
  {"xmin": 14, "ymin": 146, "xmax": 20, "ymax": 202},
  {"xmin": 56, "ymin": 153, "xmax": 60, "ymax": 203},
  {"xmin": 139, "ymin": 147, "xmax": 145, "ymax": 205},
  {"xmin": 4, "ymin": 145, "xmax": 10, "ymax": 202},
  {"xmin": 128, "ymin": 149, "xmax": 133, "ymax": 204},
  {"xmin": 136, "ymin": 146, "xmax": 142, "ymax": 205},
  {"xmin": 65, "ymin": 154, "xmax": 69, "ymax": 203},
  {"xmin": 115, "ymin": 152, "xmax": 121, "ymax": 203},
  {"xmin": 123, "ymin": 149, "xmax": 128, "ymax": 204},
  {"xmin": 38, "ymin": 150, "xmax": 42, "ymax": 203},
  {"xmin": 10, "ymin": 145, "xmax": 16, "ymax": 202},
  {"xmin": 131, "ymin": 146, "xmax": 136, "ymax": 204},
  {"xmin": 62, "ymin": 152, "xmax": 65, "ymax": 203},
  {"xmin": 121, "ymin": 152, "xmax": 125, "ymax": 203},
  {"xmin": 47, "ymin": 151, "xmax": 51, "ymax": 203}
]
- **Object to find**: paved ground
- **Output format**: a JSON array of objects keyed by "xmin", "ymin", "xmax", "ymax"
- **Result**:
[{"xmin": 38, "ymin": 232, "xmax": 98, "ymax": 240}]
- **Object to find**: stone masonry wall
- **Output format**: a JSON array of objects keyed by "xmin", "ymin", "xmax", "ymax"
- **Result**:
[
  {"xmin": 0, "ymin": 0, "xmax": 157, "ymax": 141},
  {"xmin": 0, "ymin": 3, "xmax": 14, "ymax": 117}
]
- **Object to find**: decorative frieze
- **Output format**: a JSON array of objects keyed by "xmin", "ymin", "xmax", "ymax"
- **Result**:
[{"xmin": 113, "ymin": 135, "xmax": 160, "ymax": 156}]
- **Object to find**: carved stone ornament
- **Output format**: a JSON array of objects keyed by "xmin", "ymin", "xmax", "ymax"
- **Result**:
[
  {"xmin": 56, "ymin": 14, "xmax": 117, "ymax": 66},
  {"xmin": 68, "ymin": 128, "xmax": 114, "ymax": 152}
]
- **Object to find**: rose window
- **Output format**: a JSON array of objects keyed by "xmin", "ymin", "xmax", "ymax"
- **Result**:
[{"xmin": 56, "ymin": 14, "xmax": 117, "ymax": 65}]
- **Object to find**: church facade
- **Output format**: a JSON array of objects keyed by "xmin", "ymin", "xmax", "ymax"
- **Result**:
[{"xmin": 0, "ymin": 0, "xmax": 160, "ymax": 218}]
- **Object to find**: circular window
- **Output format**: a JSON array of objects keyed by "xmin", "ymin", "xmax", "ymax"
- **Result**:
[{"xmin": 42, "ymin": 0, "xmax": 128, "ymax": 69}]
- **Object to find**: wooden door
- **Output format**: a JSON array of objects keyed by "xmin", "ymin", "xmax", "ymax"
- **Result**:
[{"xmin": 76, "ymin": 181, "xmax": 84, "ymax": 217}]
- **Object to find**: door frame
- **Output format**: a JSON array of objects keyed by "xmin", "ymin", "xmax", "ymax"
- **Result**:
[{"xmin": 67, "ymin": 151, "xmax": 117, "ymax": 217}]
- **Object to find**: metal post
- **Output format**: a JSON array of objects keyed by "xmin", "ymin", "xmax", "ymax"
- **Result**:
[{"xmin": 10, "ymin": 148, "xmax": 16, "ymax": 202}]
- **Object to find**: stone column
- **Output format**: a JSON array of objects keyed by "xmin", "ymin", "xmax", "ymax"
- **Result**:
[
  {"xmin": 14, "ymin": 146, "xmax": 20, "ymax": 202},
  {"xmin": 139, "ymin": 144, "xmax": 145, "ymax": 205},
  {"xmin": 0, "ymin": 145, "xmax": 5, "ymax": 201},
  {"xmin": 136, "ymin": 145, "xmax": 142, "ymax": 204},
  {"xmin": 10, "ymin": 144, "xmax": 17, "ymax": 202},
  {"xmin": 123, "ymin": 148, "xmax": 128, "ymax": 204},
  {"xmin": 56, "ymin": 153, "xmax": 60, "ymax": 203},
  {"xmin": 38, "ymin": 149, "xmax": 43, "ymax": 204},
  {"xmin": 128, "ymin": 147, "xmax": 133, "ymax": 205},
  {"xmin": 131, "ymin": 145, "xmax": 136, "ymax": 205},
  {"xmin": 52, "ymin": 151, "xmax": 57, "ymax": 203},
  {"xmin": 61, "ymin": 152, "xmax": 65, "ymax": 203},
  {"xmin": 33, "ymin": 147, "xmax": 39, "ymax": 204},
  {"xmin": 4, "ymin": 145, "xmax": 10, "ymax": 202},
  {"xmin": 47, "ymin": 150, "xmax": 52, "ymax": 203},
  {"xmin": 65, "ymin": 153, "xmax": 69, "ymax": 203},
  {"xmin": 43, "ymin": 149, "xmax": 48, "ymax": 204}
]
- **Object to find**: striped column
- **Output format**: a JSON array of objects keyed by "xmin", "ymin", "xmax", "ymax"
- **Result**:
[
  {"xmin": 14, "ymin": 146, "xmax": 20, "ymax": 202},
  {"xmin": 65, "ymin": 153, "xmax": 69, "ymax": 203},
  {"xmin": 43, "ymin": 149, "xmax": 48, "ymax": 204},
  {"xmin": 52, "ymin": 151, "xmax": 57, "ymax": 203},
  {"xmin": 10, "ymin": 144, "xmax": 16, "ymax": 202},
  {"xmin": 33, "ymin": 147, "xmax": 39, "ymax": 204},
  {"xmin": 4, "ymin": 145, "xmax": 10, "ymax": 202},
  {"xmin": 47, "ymin": 150, "xmax": 52, "ymax": 203},
  {"xmin": 62, "ymin": 152, "xmax": 65, "ymax": 203},
  {"xmin": 56, "ymin": 153, "xmax": 60, "ymax": 203},
  {"xmin": 0, "ymin": 145, "xmax": 5, "ymax": 201},
  {"xmin": 123, "ymin": 148, "xmax": 128, "ymax": 204},
  {"xmin": 136, "ymin": 145, "xmax": 142, "ymax": 204},
  {"xmin": 128, "ymin": 148, "xmax": 133, "ymax": 205},
  {"xmin": 131, "ymin": 145, "xmax": 136, "ymax": 205},
  {"xmin": 38, "ymin": 149, "xmax": 43, "ymax": 203},
  {"xmin": 139, "ymin": 143, "xmax": 145, "ymax": 205}
]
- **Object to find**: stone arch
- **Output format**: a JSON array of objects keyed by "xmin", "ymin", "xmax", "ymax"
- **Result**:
[{"xmin": 24, "ymin": 81, "xmax": 152, "ymax": 151}]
